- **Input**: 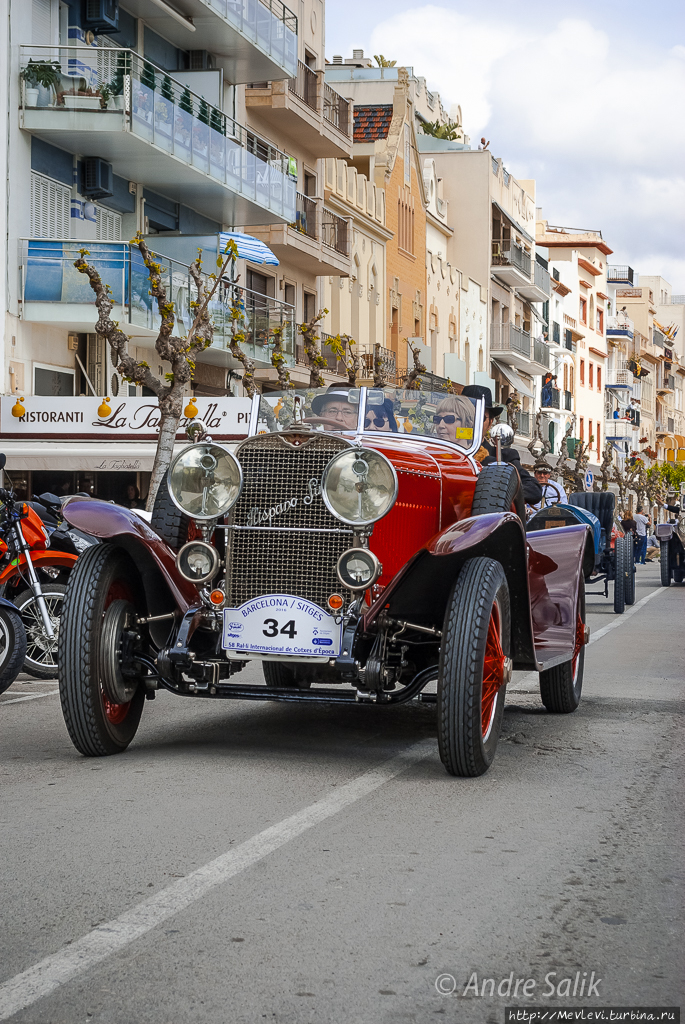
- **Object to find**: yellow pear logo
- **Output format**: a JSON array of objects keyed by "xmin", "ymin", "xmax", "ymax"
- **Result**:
[
  {"xmin": 11, "ymin": 396, "xmax": 25, "ymax": 418},
  {"xmin": 98, "ymin": 397, "xmax": 112, "ymax": 417},
  {"xmin": 184, "ymin": 397, "xmax": 198, "ymax": 419}
]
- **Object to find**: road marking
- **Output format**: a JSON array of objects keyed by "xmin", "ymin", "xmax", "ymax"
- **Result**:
[
  {"xmin": 0, "ymin": 739, "xmax": 432, "ymax": 1021},
  {"xmin": 1, "ymin": 690, "xmax": 59, "ymax": 705},
  {"xmin": 508, "ymin": 584, "xmax": 667, "ymax": 692}
]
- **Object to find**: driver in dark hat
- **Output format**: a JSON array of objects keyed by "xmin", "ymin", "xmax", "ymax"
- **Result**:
[{"xmin": 461, "ymin": 385, "xmax": 542, "ymax": 505}]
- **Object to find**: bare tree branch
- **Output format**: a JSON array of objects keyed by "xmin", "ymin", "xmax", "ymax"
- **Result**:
[{"xmin": 297, "ymin": 309, "xmax": 328, "ymax": 388}]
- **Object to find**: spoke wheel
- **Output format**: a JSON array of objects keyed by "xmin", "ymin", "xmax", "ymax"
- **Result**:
[
  {"xmin": 58, "ymin": 544, "xmax": 145, "ymax": 757},
  {"xmin": 437, "ymin": 557, "xmax": 510, "ymax": 777},
  {"xmin": 539, "ymin": 584, "xmax": 585, "ymax": 713},
  {"xmin": 660, "ymin": 541, "xmax": 671, "ymax": 587},
  {"xmin": 0, "ymin": 606, "xmax": 27, "ymax": 695},
  {"xmin": 14, "ymin": 584, "xmax": 65, "ymax": 679}
]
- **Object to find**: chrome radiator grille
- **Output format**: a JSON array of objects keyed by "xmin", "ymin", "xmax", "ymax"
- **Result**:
[{"xmin": 225, "ymin": 433, "xmax": 353, "ymax": 610}]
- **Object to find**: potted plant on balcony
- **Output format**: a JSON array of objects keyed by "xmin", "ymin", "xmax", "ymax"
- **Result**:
[
  {"xmin": 60, "ymin": 78, "xmax": 104, "ymax": 110},
  {"xmin": 21, "ymin": 59, "xmax": 61, "ymax": 107},
  {"xmin": 107, "ymin": 52, "xmax": 131, "ymax": 110}
]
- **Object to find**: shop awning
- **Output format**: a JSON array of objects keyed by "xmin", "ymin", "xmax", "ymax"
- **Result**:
[
  {"xmin": 491, "ymin": 359, "xmax": 535, "ymax": 399},
  {"xmin": 0, "ymin": 441, "xmax": 236, "ymax": 473}
]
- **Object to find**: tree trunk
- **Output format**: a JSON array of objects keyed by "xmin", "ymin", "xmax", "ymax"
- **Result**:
[{"xmin": 146, "ymin": 396, "xmax": 182, "ymax": 510}]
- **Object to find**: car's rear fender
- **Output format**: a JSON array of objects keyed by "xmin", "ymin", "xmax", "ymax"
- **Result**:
[
  {"xmin": 364, "ymin": 512, "xmax": 538, "ymax": 669},
  {"xmin": 62, "ymin": 499, "xmax": 198, "ymax": 638}
]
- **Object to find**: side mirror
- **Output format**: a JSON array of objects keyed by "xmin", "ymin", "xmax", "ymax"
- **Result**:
[{"xmin": 0, "ymin": 454, "xmax": 6, "ymax": 471}]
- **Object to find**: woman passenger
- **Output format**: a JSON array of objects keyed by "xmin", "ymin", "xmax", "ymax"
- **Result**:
[{"xmin": 432, "ymin": 395, "xmax": 475, "ymax": 443}]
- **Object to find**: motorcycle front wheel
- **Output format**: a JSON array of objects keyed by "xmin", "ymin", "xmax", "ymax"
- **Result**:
[
  {"xmin": 0, "ymin": 605, "xmax": 28, "ymax": 695},
  {"xmin": 14, "ymin": 584, "xmax": 65, "ymax": 679}
]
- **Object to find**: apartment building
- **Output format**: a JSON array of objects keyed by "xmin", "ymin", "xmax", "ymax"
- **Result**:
[
  {"xmin": 639, "ymin": 275, "xmax": 685, "ymax": 457},
  {"xmin": 536, "ymin": 221, "xmax": 611, "ymax": 470},
  {"xmin": 2, "ymin": 0, "xmax": 353, "ymax": 499}
]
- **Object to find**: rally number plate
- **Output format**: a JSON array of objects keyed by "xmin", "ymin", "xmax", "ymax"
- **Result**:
[{"xmin": 222, "ymin": 595, "xmax": 342, "ymax": 657}]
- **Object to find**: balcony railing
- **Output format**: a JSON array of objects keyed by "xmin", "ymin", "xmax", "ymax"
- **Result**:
[
  {"xmin": 490, "ymin": 322, "xmax": 531, "ymax": 359},
  {"xmin": 361, "ymin": 345, "xmax": 397, "ymax": 381},
  {"xmin": 606, "ymin": 366, "xmax": 634, "ymax": 388},
  {"xmin": 291, "ymin": 192, "xmax": 317, "ymax": 239},
  {"xmin": 19, "ymin": 239, "xmax": 295, "ymax": 366},
  {"xmin": 608, "ymin": 266, "xmax": 634, "ymax": 285},
  {"xmin": 323, "ymin": 81, "xmax": 349, "ymax": 133},
  {"xmin": 321, "ymin": 209, "xmax": 349, "ymax": 255},
  {"xmin": 288, "ymin": 60, "xmax": 317, "ymax": 109},
  {"xmin": 607, "ymin": 315, "xmax": 634, "ymax": 337},
  {"xmin": 605, "ymin": 419, "xmax": 634, "ymax": 439},
  {"xmin": 491, "ymin": 240, "xmax": 531, "ymax": 277},
  {"xmin": 192, "ymin": 0, "xmax": 297, "ymax": 77},
  {"xmin": 541, "ymin": 386, "xmax": 560, "ymax": 410},
  {"xmin": 564, "ymin": 390, "xmax": 572, "ymax": 411},
  {"xmin": 534, "ymin": 260, "xmax": 550, "ymax": 295},
  {"xmin": 20, "ymin": 47, "xmax": 296, "ymax": 223},
  {"xmin": 533, "ymin": 337, "xmax": 550, "ymax": 369},
  {"xmin": 517, "ymin": 411, "xmax": 530, "ymax": 436},
  {"xmin": 563, "ymin": 313, "xmax": 577, "ymax": 329}
]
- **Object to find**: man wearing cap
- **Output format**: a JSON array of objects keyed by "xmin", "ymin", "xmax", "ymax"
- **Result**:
[
  {"xmin": 530, "ymin": 461, "xmax": 568, "ymax": 510},
  {"xmin": 307, "ymin": 385, "xmax": 359, "ymax": 430},
  {"xmin": 461, "ymin": 385, "xmax": 542, "ymax": 506}
]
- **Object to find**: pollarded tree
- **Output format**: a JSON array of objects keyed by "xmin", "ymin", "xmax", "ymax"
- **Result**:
[{"xmin": 74, "ymin": 237, "xmax": 242, "ymax": 510}]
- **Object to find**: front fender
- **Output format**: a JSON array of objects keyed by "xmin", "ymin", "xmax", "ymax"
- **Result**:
[
  {"xmin": 365, "ymin": 513, "xmax": 538, "ymax": 669},
  {"xmin": 0, "ymin": 596, "xmax": 20, "ymax": 613},
  {"xmin": 0, "ymin": 549, "xmax": 78, "ymax": 585},
  {"xmin": 62, "ymin": 498, "xmax": 198, "ymax": 615}
]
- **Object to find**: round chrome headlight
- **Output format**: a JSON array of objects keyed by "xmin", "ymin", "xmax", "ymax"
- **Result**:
[
  {"xmin": 168, "ymin": 443, "xmax": 242, "ymax": 521},
  {"xmin": 321, "ymin": 448, "xmax": 397, "ymax": 526},
  {"xmin": 176, "ymin": 541, "xmax": 220, "ymax": 584},
  {"xmin": 336, "ymin": 547, "xmax": 382, "ymax": 591}
]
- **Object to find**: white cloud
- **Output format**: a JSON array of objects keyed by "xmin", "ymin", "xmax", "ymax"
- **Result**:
[{"xmin": 366, "ymin": 8, "xmax": 685, "ymax": 289}]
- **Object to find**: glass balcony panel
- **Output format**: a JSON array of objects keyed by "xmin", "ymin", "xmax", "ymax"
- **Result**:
[
  {"xmin": 210, "ymin": 126, "xmax": 227, "ymax": 182},
  {"xmin": 153, "ymin": 94, "xmax": 174, "ymax": 153},
  {"xmin": 192, "ymin": 119, "xmax": 210, "ymax": 174},
  {"xmin": 131, "ymin": 79, "xmax": 154, "ymax": 142}
]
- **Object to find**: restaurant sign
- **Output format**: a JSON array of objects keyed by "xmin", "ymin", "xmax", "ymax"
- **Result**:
[{"xmin": 1, "ymin": 396, "xmax": 252, "ymax": 440}]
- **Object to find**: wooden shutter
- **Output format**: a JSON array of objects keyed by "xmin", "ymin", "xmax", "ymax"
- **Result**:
[{"xmin": 30, "ymin": 171, "xmax": 71, "ymax": 238}]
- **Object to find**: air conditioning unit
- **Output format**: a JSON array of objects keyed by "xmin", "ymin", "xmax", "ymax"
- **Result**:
[
  {"xmin": 85, "ymin": 0, "xmax": 119, "ymax": 31},
  {"xmin": 82, "ymin": 158, "xmax": 114, "ymax": 199},
  {"xmin": 189, "ymin": 50, "xmax": 215, "ymax": 70}
]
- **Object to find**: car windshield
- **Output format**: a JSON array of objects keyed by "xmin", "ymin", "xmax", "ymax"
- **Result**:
[
  {"xmin": 363, "ymin": 388, "xmax": 478, "ymax": 450},
  {"xmin": 255, "ymin": 388, "xmax": 361, "ymax": 434},
  {"xmin": 252, "ymin": 387, "xmax": 481, "ymax": 451}
]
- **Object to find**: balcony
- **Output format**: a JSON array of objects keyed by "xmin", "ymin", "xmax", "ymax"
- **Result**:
[
  {"xmin": 120, "ymin": 0, "xmax": 297, "ymax": 82},
  {"xmin": 245, "ymin": 63, "xmax": 352, "ymax": 158},
  {"xmin": 517, "ymin": 260, "xmax": 551, "ymax": 302},
  {"xmin": 605, "ymin": 419, "xmax": 635, "ymax": 440},
  {"xmin": 606, "ymin": 364, "xmax": 635, "ymax": 390},
  {"xmin": 490, "ymin": 322, "xmax": 530, "ymax": 363},
  {"xmin": 491, "ymin": 240, "xmax": 531, "ymax": 287},
  {"xmin": 18, "ymin": 239, "xmax": 296, "ymax": 368},
  {"xmin": 541, "ymin": 387, "xmax": 560, "ymax": 410},
  {"xmin": 20, "ymin": 47, "xmax": 296, "ymax": 226},
  {"xmin": 607, "ymin": 266, "xmax": 634, "ymax": 285},
  {"xmin": 248, "ymin": 197, "xmax": 350, "ymax": 275},
  {"xmin": 532, "ymin": 337, "xmax": 551, "ymax": 370},
  {"xmin": 607, "ymin": 314, "xmax": 634, "ymax": 340}
]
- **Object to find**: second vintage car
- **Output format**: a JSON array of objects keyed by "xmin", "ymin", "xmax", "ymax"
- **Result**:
[{"xmin": 58, "ymin": 386, "xmax": 593, "ymax": 776}]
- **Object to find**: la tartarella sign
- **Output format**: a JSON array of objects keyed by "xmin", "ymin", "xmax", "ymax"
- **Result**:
[{"xmin": 0, "ymin": 396, "xmax": 252, "ymax": 440}]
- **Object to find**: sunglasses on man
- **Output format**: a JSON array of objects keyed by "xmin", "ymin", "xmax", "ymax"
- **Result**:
[{"xmin": 365, "ymin": 414, "xmax": 388, "ymax": 427}]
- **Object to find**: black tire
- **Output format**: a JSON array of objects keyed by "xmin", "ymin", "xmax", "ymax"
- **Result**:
[
  {"xmin": 660, "ymin": 541, "xmax": 671, "ymax": 587},
  {"xmin": 471, "ymin": 464, "xmax": 520, "ymax": 517},
  {"xmin": 150, "ymin": 476, "xmax": 189, "ymax": 550},
  {"xmin": 0, "ymin": 606, "xmax": 27, "ymax": 696},
  {"xmin": 539, "ymin": 583, "xmax": 585, "ymax": 713},
  {"xmin": 14, "ymin": 584, "xmax": 65, "ymax": 679},
  {"xmin": 262, "ymin": 661, "xmax": 311, "ymax": 689},
  {"xmin": 613, "ymin": 536, "xmax": 626, "ymax": 614},
  {"xmin": 437, "ymin": 557, "xmax": 510, "ymax": 777},
  {"xmin": 624, "ymin": 534, "xmax": 635, "ymax": 605},
  {"xmin": 58, "ymin": 544, "xmax": 145, "ymax": 756}
]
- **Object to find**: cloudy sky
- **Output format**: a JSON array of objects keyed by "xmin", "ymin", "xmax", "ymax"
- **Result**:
[{"xmin": 325, "ymin": 0, "xmax": 685, "ymax": 293}]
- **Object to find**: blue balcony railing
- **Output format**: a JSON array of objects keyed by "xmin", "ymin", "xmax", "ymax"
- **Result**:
[
  {"xmin": 20, "ymin": 47, "xmax": 297, "ymax": 224},
  {"xmin": 20, "ymin": 240, "xmax": 296, "ymax": 366},
  {"xmin": 204, "ymin": 0, "xmax": 297, "ymax": 76}
]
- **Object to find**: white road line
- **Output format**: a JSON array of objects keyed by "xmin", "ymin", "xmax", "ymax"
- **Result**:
[
  {"xmin": 508, "ymin": 584, "xmax": 667, "ymax": 693},
  {"xmin": 0, "ymin": 739, "xmax": 433, "ymax": 1021},
  {"xmin": 1, "ymin": 690, "xmax": 59, "ymax": 705}
]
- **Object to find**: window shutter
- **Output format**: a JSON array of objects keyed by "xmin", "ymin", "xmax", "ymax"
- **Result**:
[
  {"xmin": 32, "ymin": 0, "xmax": 52, "ymax": 45},
  {"xmin": 30, "ymin": 171, "xmax": 71, "ymax": 238},
  {"xmin": 96, "ymin": 206, "xmax": 122, "ymax": 240}
]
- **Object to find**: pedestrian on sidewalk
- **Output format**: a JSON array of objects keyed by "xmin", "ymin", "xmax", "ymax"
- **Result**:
[
  {"xmin": 621, "ymin": 510, "xmax": 637, "ymax": 537},
  {"xmin": 633, "ymin": 506, "xmax": 650, "ymax": 564},
  {"xmin": 645, "ymin": 533, "xmax": 659, "ymax": 562}
]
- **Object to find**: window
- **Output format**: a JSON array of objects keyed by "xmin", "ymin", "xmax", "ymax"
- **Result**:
[
  {"xmin": 34, "ymin": 364, "xmax": 74, "ymax": 396},
  {"xmin": 563, "ymin": 364, "xmax": 568, "ymax": 391},
  {"xmin": 397, "ymin": 187, "xmax": 415, "ymax": 256},
  {"xmin": 597, "ymin": 367, "xmax": 602, "ymax": 392},
  {"xmin": 569, "ymin": 366, "xmax": 574, "ymax": 394},
  {"xmin": 589, "ymin": 362, "xmax": 594, "ymax": 389},
  {"xmin": 283, "ymin": 283, "xmax": 295, "ymax": 308},
  {"xmin": 579, "ymin": 297, "xmax": 587, "ymax": 323},
  {"xmin": 31, "ymin": 172, "xmax": 71, "ymax": 238},
  {"xmin": 304, "ymin": 291, "xmax": 316, "ymax": 322},
  {"xmin": 580, "ymin": 417, "xmax": 584, "ymax": 441},
  {"xmin": 580, "ymin": 359, "xmax": 585, "ymax": 386},
  {"xmin": 597, "ymin": 308, "xmax": 604, "ymax": 333},
  {"xmin": 589, "ymin": 421, "xmax": 593, "ymax": 446},
  {"xmin": 596, "ymin": 423, "xmax": 601, "ymax": 456},
  {"xmin": 95, "ymin": 207, "xmax": 122, "ymax": 240}
]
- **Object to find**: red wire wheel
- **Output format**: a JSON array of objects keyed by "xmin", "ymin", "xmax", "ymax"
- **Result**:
[{"xmin": 437, "ymin": 557, "xmax": 511, "ymax": 777}]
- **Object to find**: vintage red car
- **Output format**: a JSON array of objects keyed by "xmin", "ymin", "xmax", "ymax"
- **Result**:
[{"xmin": 58, "ymin": 386, "xmax": 593, "ymax": 776}]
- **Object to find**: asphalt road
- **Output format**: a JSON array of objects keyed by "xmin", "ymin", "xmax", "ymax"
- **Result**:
[{"xmin": 1, "ymin": 562, "xmax": 683, "ymax": 1024}]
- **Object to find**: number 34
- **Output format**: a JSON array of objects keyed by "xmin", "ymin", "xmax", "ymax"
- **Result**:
[{"xmin": 262, "ymin": 618, "xmax": 298, "ymax": 639}]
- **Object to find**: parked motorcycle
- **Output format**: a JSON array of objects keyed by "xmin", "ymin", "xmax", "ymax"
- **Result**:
[
  {"xmin": 0, "ymin": 456, "xmax": 28, "ymax": 693},
  {"xmin": 0, "ymin": 481, "xmax": 80, "ymax": 678}
]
